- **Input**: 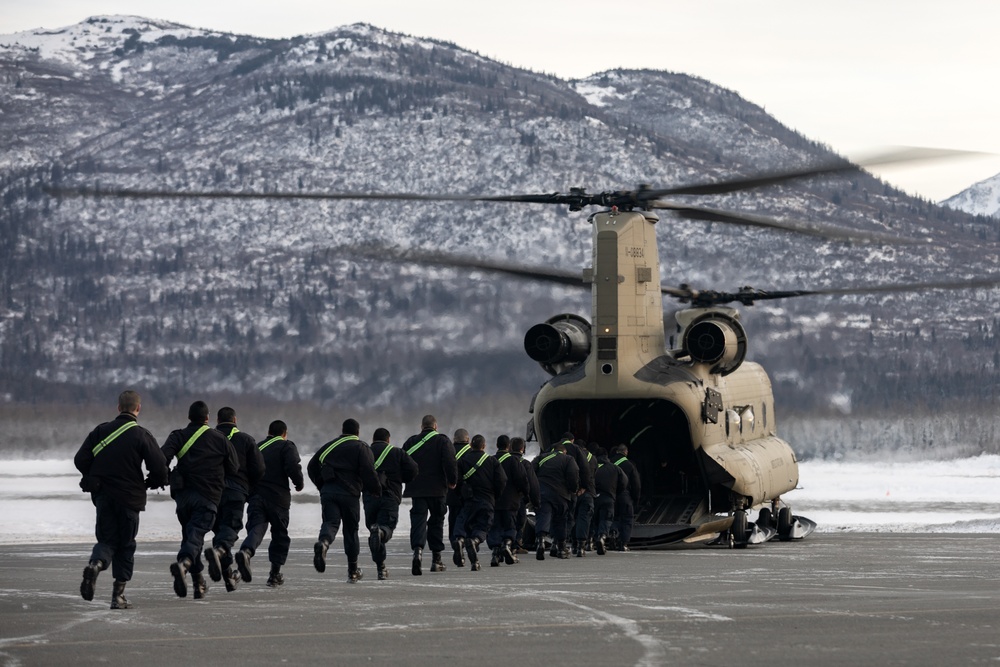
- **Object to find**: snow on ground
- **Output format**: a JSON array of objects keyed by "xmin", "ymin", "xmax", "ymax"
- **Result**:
[{"xmin": 2, "ymin": 455, "xmax": 998, "ymax": 544}]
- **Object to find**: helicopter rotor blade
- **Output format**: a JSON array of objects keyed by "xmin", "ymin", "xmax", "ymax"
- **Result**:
[
  {"xmin": 672, "ymin": 276, "xmax": 1000, "ymax": 307},
  {"xmin": 650, "ymin": 200, "xmax": 920, "ymax": 244},
  {"xmin": 343, "ymin": 245, "xmax": 589, "ymax": 289}
]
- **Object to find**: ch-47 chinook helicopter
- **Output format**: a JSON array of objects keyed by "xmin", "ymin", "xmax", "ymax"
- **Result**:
[{"xmin": 54, "ymin": 154, "xmax": 1000, "ymax": 549}]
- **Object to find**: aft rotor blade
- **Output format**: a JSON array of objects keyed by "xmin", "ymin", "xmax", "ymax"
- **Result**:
[
  {"xmin": 639, "ymin": 146, "xmax": 990, "ymax": 198},
  {"xmin": 651, "ymin": 201, "xmax": 917, "ymax": 244}
]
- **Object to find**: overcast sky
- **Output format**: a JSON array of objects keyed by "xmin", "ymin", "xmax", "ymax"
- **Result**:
[{"xmin": 4, "ymin": 1, "xmax": 999, "ymax": 202}]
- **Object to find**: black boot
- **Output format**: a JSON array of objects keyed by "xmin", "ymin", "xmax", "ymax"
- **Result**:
[
  {"xmin": 502, "ymin": 539, "xmax": 517, "ymax": 565},
  {"xmin": 452, "ymin": 537, "xmax": 466, "ymax": 567},
  {"xmin": 192, "ymin": 572, "xmax": 208, "ymax": 599},
  {"xmin": 575, "ymin": 540, "xmax": 585, "ymax": 558},
  {"xmin": 536, "ymin": 534, "xmax": 548, "ymax": 561},
  {"xmin": 235, "ymin": 548, "xmax": 253, "ymax": 583},
  {"xmin": 170, "ymin": 557, "xmax": 191, "ymax": 598},
  {"xmin": 557, "ymin": 540, "xmax": 570, "ymax": 559},
  {"xmin": 204, "ymin": 546, "xmax": 223, "ymax": 582},
  {"xmin": 80, "ymin": 560, "xmax": 103, "ymax": 601},
  {"xmin": 314, "ymin": 540, "xmax": 329, "ymax": 573},
  {"xmin": 596, "ymin": 534, "xmax": 607, "ymax": 555},
  {"xmin": 411, "ymin": 548, "xmax": 423, "ymax": 576},
  {"xmin": 348, "ymin": 563, "xmax": 363, "ymax": 583},
  {"xmin": 490, "ymin": 546, "xmax": 501, "ymax": 567},
  {"xmin": 111, "ymin": 580, "xmax": 131, "ymax": 609},
  {"xmin": 467, "ymin": 538, "xmax": 480, "ymax": 571},
  {"xmin": 430, "ymin": 551, "xmax": 446, "ymax": 572},
  {"xmin": 368, "ymin": 525, "xmax": 383, "ymax": 558},
  {"xmin": 266, "ymin": 564, "xmax": 283, "ymax": 587},
  {"xmin": 377, "ymin": 563, "xmax": 389, "ymax": 580}
]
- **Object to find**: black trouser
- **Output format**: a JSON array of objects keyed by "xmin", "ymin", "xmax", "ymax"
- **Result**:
[
  {"xmin": 594, "ymin": 494, "xmax": 616, "ymax": 538},
  {"xmin": 90, "ymin": 493, "xmax": 141, "ymax": 582},
  {"xmin": 363, "ymin": 494, "xmax": 400, "ymax": 565},
  {"xmin": 174, "ymin": 488, "xmax": 217, "ymax": 574},
  {"xmin": 453, "ymin": 497, "xmax": 493, "ymax": 543},
  {"xmin": 487, "ymin": 508, "xmax": 518, "ymax": 548},
  {"xmin": 534, "ymin": 489, "xmax": 569, "ymax": 540},
  {"xmin": 515, "ymin": 498, "xmax": 528, "ymax": 545},
  {"xmin": 409, "ymin": 496, "xmax": 447, "ymax": 553},
  {"xmin": 319, "ymin": 486, "xmax": 362, "ymax": 564},
  {"xmin": 614, "ymin": 495, "xmax": 635, "ymax": 546},
  {"xmin": 212, "ymin": 487, "xmax": 247, "ymax": 555},
  {"xmin": 240, "ymin": 494, "xmax": 291, "ymax": 566},
  {"xmin": 447, "ymin": 495, "xmax": 463, "ymax": 544},
  {"xmin": 574, "ymin": 492, "xmax": 595, "ymax": 541}
]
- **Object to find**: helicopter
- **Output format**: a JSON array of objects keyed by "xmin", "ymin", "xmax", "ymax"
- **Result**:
[{"xmin": 50, "ymin": 155, "xmax": 1000, "ymax": 549}]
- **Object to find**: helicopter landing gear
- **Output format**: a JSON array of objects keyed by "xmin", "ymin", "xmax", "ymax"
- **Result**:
[
  {"xmin": 773, "ymin": 501, "xmax": 817, "ymax": 541},
  {"xmin": 729, "ymin": 510, "xmax": 749, "ymax": 549}
]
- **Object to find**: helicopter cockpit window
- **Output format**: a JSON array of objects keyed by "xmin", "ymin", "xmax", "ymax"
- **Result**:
[
  {"xmin": 739, "ymin": 405, "xmax": 755, "ymax": 433},
  {"xmin": 725, "ymin": 409, "xmax": 740, "ymax": 437}
]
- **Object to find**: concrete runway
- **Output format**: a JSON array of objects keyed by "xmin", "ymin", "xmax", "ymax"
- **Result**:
[{"xmin": 1, "ymin": 534, "xmax": 999, "ymax": 666}]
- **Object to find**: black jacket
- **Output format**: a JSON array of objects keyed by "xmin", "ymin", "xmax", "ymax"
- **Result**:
[
  {"xmin": 162, "ymin": 421, "xmax": 240, "ymax": 506},
  {"xmin": 458, "ymin": 450, "xmax": 507, "ymax": 506},
  {"xmin": 564, "ymin": 441, "xmax": 596, "ymax": 494},
  {"xmin": 522, "ymin": 456, "xmax": 541, "ymax": 509},
  {"xmin": 307, "ymin": 435, "xmax": 381, "ymax": 498},
  {"xmin": 533, "ymin": 449, "xmax": 579, "ymax": 501},
  {"xmin": 216, "ymin": 423, "xmax": 266, "ymax": 493},
  {"xmin": 368, "ymin": 440, "xmax": 419, "ymax": 504},
  {"xmin": 252, "ymin": 436, "xmax": 304, "ymax": 509},
  {"xmin": 74, "ymin": 413, "xmax": 167, "ymax": 512},
  {"xmin": 615, "ymin": 455, "xmax": 642, "ymax": 505},
  {"xmin": 495, "ymin": 451, "xmax": 530, "ymax": 511},
  {"xmin": 401, "ymin": 429, "xmax": 457, "ymax": 498},
  {"xmin": 594, "ymin": 455, "xmax": 629, "ymax": 502}
]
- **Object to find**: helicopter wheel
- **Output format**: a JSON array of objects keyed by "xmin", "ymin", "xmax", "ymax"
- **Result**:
[
  {"xmin": 757, "ymin": 507, "xmax": 773, "ymax": 530},
  {"xmin": 777, "ymin": 506, "xmax": 794, "ymax": 541},
  {"xmin": 731, "ymin": 510, "xmax": 749, "ymax": 549}
]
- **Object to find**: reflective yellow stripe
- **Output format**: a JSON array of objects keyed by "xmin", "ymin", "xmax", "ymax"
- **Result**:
[
  {"xmin": 406, "ymin": 430, "xmax": 438, "ymax": 456},
  {"xmin": 259, "ymin": 436, "xmax": 282, "ymax": 452},
  {"xmin": 614, "ymin": 456, "xmax": 627, "ymax": 466},
  {"xmin": 374, "ymin": 444, "xmax": 393, "ymax": 470},
  {"xmin": 177, "ymin": 425, "xmax": 209, "ymax": 460},
  {"xmin": 92, "ymin": 421, "xmax": 138, "ymax": 457},
  {"xmin": 228, "ymin": 427, "xmax": 239, "ymax": 440},
  {"xmin": 538, "ymin": 452, "xmax": 559, "ymax": 467},
  {"xmin": 319, "ymin": 435, "xmax": 359, "ymax": 464},
  {"xmin": 455, "ymin": 444, "xmax": 471, "ymax": 459},
  {"xmin": 498, "ymin": 452, "xmax": 511, "ymax": 464},
  {"xmin": 463, "ymin": 452, "xmax": 489, "ymax": 480}
]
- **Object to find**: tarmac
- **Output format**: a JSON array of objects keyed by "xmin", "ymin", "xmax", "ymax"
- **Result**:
[{"xmin": 1, "ymin": 533, "xmax": 999, "ymax": 666}]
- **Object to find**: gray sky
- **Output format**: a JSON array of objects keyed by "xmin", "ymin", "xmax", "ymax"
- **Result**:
[{"xmin": 4, "ymin": 0, "xmax": 999, "ymax": 201}]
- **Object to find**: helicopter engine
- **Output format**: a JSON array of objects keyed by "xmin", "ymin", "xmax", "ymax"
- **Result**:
[
  {"xmin": 523, "ymin": 313, "xmax": 591, "ymax": 376},
  {"xmin": 672, "ymin": 307, "xmax": 748, "ymax": 375}
]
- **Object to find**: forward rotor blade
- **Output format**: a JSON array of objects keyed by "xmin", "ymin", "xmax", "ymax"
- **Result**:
[
  {"xmin": 673, "ymin": 276, "xmax": 1000, "ymax": 307},
  {"xmin": 346, "ymin": 245, "xmax": 589, "ymax": 289}
]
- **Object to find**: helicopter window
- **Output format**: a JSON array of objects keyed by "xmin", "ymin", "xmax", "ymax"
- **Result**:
[
  {"xmin": 739, "ymin": 406, "xmax": 755, "ymax": 433},
  {"xmin": 725, "ymin": 409, "xmax": 741, "ymax": 437},
  {"xmin": 762, "ymin": 403, "xmax": 767, "ymax": 428}
]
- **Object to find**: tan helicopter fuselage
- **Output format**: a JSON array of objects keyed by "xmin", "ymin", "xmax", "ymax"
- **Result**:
[{"xmin": 527, "ymin": 209, "xmax": 799, "ymax": 546}]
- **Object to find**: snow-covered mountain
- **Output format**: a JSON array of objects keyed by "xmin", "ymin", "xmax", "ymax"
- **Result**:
[
  {"xmin": 1, "ymin": 16, "xmax": 998, "ymax": 416},
  {"xmin": 942, "ymin": 173, "xmax": 1000, "ymax": 219}
]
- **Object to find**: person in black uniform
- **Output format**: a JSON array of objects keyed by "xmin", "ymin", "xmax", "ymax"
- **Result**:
[
  {"xmin": 401, "ymin": 415, "xmax": 457, "ymax": 576},
  {"xmin": 234, "ymin": 420, "xmax": 304, "ymax": 587},
  {"xmin": 611, "ymin": 443, "xmax": 642, "ymax": 551},
  {"xmin": 365, "ymin": 427, "xmax": 418, "ymax": 580},
  {"xmin": 452, "ymin": 434, "xmax": 506, "ymax": 571},
  {"xmin": 162, "ymin": 400, "xmax": 239, "ymax": 599},
  {"xmin": 514, "ymin": 438, "xmax": 540, "ymax": 554},
  {"xmin": 447, "ymin": 428, "xmax": 471, "ymax": 559},
  {"xmin": 205, "ymin": 406, "xmax": 265, "ymax": 592},
  {"xmin": 308, "ymin": 418, "xmax": 381, "ymax": 583},
  {"xmin": 560, "ymin": 434, "xmax": 596, "ymax": 557},
  {"xmin": 533, "ymin": 439, "xmax": 579, "ymax": 560},
  {"xmin": 593, "ymin": 446, "xmax": 628, "ymax": 555},
  {"xmin": 75, "ymin": 390, "xmax": 167, "ymax": 609},
  {"xmin": 487, "ymin": 435, "xmax": 531, "ymax": 567}
]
